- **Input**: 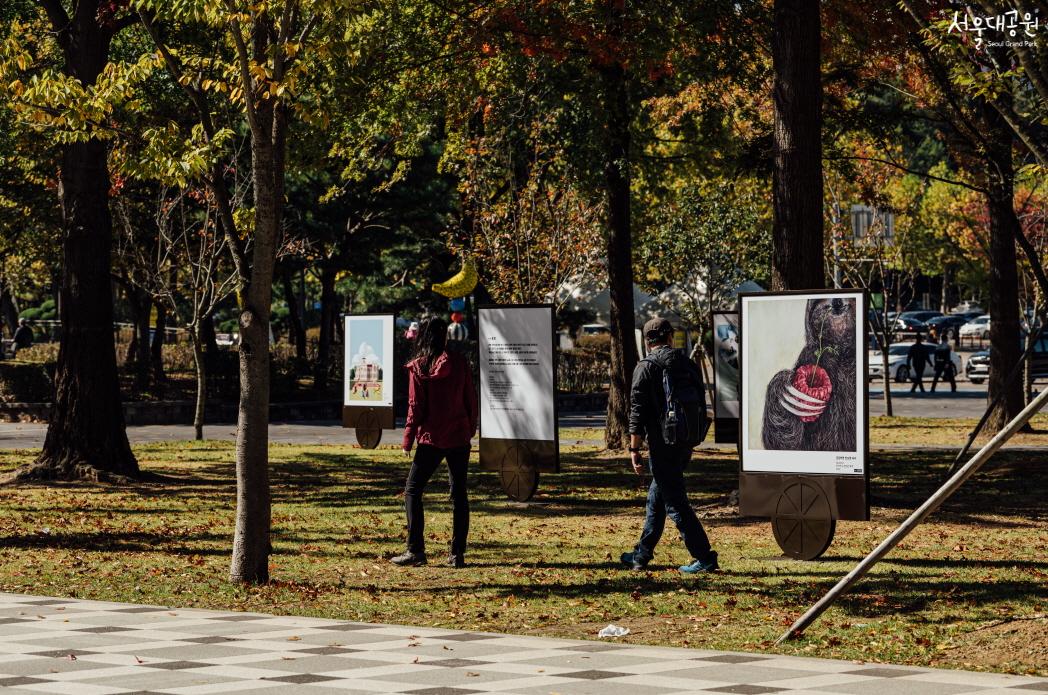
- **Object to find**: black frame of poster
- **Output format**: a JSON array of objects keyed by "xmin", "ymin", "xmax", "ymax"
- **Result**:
[
  {"xmin": 712, "ymin": 310, "xmax": 740, "ymax": 444},
  {"xmin": 341, "ymin": 312, "xmax": 397, "ymax": 430},
  {"xmin": 736, "ymin": 289, "xmax": 870, "ymax": 521},
  {"xmin": 477, "ymin": 303, "xmax": 560, "ymax": 474}
]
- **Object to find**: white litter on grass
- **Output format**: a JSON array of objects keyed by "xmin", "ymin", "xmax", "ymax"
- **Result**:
[{"xmin": 598, "ymin": 624, "xmax": 630, "ymax": 638}]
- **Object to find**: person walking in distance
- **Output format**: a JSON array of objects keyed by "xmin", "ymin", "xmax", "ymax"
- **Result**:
[
  {"xmin": 930, "ymin": 332, "xmax": 957, "ymax": 393},
  {"xmin": 621, "ymin": 318, "xmax": 718, "ymax": 574},
  {"xmin": 391, "ymin": 317, "xmax": 478, "ymax": 568},
  {"xmin": 12, "ymin": 319, "xmax": 33, "ymax": 356},
  {"xmin": 907, "ymin": 333, "xmax": 933, "ymax": 393}
]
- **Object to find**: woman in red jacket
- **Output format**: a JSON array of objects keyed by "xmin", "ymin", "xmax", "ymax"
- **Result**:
[{"xmin": 391, "ymin": 317, "xmax": 478, "ymax": 568}]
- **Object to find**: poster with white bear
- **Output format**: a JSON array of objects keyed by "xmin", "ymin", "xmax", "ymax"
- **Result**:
[
  {"xmin": 740, "ymin": 290, "xmax": 867, "ymax": 476},
  {"xmin": 344, "ymin": 314, "xmax": 394, "ymax": 408}
]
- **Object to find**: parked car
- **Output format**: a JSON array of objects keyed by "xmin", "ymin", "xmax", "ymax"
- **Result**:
[
  {"xmin": 959, "ymin": 315, "xmax": 991, "ymax": 339},
  {"xmin": 893, "ymin": 316, "xmax": 929, "ymax": 335},
  {"xmin": 579, "ymin": 323, "xmax": 610, "ymax": 337},
  {"xmin": 868, "ymin": 342, "xmax": 962, "ymax": 383},
  {"xmin": 965, "ymin": 338, "xmax": 1048, "ymax": 384},
  {"xmin": 900, "ymin": 310, "xmax": 944, "ymax": 323},
  {"xmin": 925, "ymin": 314, "xmax": 972, "ymax": 340}
]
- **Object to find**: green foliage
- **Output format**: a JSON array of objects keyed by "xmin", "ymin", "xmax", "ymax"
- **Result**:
[{"xmin": 639, "ymin": 180, "xmax": 770, "ymax": 327}]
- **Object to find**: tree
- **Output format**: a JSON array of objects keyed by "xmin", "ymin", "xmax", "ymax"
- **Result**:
[
  {"xmin": 771, "ymin": 0, "xmax": 825, "ymax": 291},
  {"xmin": 0, "ymin": 0, "xmax": 144, "ymax": 480}
]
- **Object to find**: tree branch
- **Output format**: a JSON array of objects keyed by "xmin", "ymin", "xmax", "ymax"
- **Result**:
[{"xmin": 826, "ymin": 155, "xmax": 988, "ymax": 194}]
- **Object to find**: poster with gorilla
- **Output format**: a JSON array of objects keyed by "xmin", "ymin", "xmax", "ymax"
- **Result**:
[{"xmin": 740, "ymin": 291, "xmax": 867, "ymax": 476}]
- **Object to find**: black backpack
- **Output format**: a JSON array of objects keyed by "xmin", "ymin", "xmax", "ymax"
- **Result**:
[{"xmin": 646, "ymin": 351, "xmax": 709, "ymax": 448}]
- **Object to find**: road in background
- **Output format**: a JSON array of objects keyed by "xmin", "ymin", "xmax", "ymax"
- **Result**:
[{"xmin": 0, "ymin": 383, "xmax": 1011, "ymax": 450}]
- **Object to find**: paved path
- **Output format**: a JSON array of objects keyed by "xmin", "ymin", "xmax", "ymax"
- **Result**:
[{"xmin": 0, "ymin": 592, "xmax": 1043, "ymax": 694}]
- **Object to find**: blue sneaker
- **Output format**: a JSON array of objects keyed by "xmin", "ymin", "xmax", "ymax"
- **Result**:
[
  {"xmin": 620, "ymin": 551, "xmax": 648, "ymax": 571},
  {"xmin": 680, "ymin": 551, "xmax": 719, "ymax": 574}
]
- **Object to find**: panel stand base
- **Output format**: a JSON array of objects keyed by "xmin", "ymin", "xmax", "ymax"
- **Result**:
[
  {"xmin": 499, "ymin": 444, "xmax": 539, "ymax": 502},
  {"xmin": 771, "ymin": 480, "xmax": 836, "ymax": 560}
]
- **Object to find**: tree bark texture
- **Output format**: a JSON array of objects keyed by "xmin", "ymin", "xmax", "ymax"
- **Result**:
[
  {"xmin": 191, "ymin": 326, "xmax": 207, "ymax": 441},
  {"xmin": 983, "ymin": 103, "xmax": 1024, "ymax": 431},
  {"xmin": 771, "ymin": 0, "xmax": 825, "ymax": 291},
  {"xmin": 601, "ymin": 58, "xmax": 639, "ymax": 450},
  {"xmin": 229, "ymin": 87, "xmax": 286, "ymax": 583},
  {"xmin": 31, "ymin": 2, "xmax": 136, "ymax": 480},
  {"xmin": 36, "ymin": 136, "xmax": 138, "ymax": 480}
]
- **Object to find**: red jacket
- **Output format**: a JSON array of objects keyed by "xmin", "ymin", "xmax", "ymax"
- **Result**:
[{"xmin": 403, "ymin": 351, "xmax": 478, "ymax": 450}]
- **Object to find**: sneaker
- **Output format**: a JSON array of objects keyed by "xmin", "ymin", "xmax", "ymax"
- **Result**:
[
  {"xmin": 620, "ymin": 551, "xmax": 648, "ymax": 571},
  {"xmin": 447, "ymin": 553, "xmax": 465, "ymax": 568},
  {"xmin": 679, "ymin": 551, "xmax": 718, "ymax": 574},
  {"xmin": 390, "ymin": 551, "xmax": 427, "ymax": 566}
]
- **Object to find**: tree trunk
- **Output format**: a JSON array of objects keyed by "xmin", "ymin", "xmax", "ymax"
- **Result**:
[
  {"xmin": 984, "ymin": 103, "xmax": 1024, "ymax": 431},
  {"xmin": 191, "ymin": 326, "xmax": 207, "ymax": 441},
  {"xmin": 201, "ymin": 310, "xmax": 220, "ymax": 354},
  {"xmin": 601, "ymin": 55, "xmax": 638, "ymax": 450},
  {"xmin": 229, "ymin": 104, "xmax": 284, "ymax": 582},
  {"xmin": 151, "ymin": 300, "xmax": 167, "ymax": 389},
  {"xmin": 34, "ymin": 137, "xmax": 138, "ymax": 481},
  {"xmin": 0, "ymin": 278, "xmax": 18, "ymax": 338},
  {"xmin": 132, "ymin": 290, "xmax": 151, "ymax": 393},
  {"xmin": 27, "ymin": 2, "xmax": 137, "ymax": 481},
  {"xmin": 314, "ymin": 263, "xmax": 336, "ymax": 390},
  {"xmin": 281, "ymin": 265, "xmax": 307, "ymax": 361},
  {"xmin": 771, "ymin": 0, "xmax": 825, "ymax": 291}
]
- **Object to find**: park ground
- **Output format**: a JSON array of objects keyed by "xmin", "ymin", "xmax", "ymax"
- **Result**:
[{"xmin": 0, "ymin": 416, "xmax": 1044, "ymax": 678}]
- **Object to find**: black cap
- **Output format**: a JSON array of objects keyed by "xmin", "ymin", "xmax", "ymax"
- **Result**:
[{"xmin": 643, "ymin": 317, "xmax": 673, "ymax": 341}]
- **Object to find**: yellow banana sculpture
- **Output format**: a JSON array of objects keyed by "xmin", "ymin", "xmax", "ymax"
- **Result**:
[{"xmin": 432, "ymin": 257, "xmax": 478, "ymax": 298}]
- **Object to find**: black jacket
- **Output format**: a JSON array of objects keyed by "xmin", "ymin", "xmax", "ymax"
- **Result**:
[{"xmin": 628, "ymin": 346, "xmax": 706, "ymax": 444}]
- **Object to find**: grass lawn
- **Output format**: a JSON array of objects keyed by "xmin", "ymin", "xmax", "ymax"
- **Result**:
[{"xmin": 0, "ymin": 430, "xmax": 1044, "ymax": 676}]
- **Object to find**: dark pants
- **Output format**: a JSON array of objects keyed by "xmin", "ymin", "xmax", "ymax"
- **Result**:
[
  {"xmin": 930, "ymin": 362, "xmax": 956, "ymax": 392},
  {"xmin": 405, "ymin": 444, "xmax": 470, "ymax": 556},
  {"xmin": 910, "ymin": 367, "xmax": 927, "ymax": 392},
  {"xmin": 633, "ymin": 444, "xmax": 712, "ymax": 563}
]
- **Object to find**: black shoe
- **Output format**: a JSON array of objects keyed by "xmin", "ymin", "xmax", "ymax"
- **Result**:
[
  {"xmin": 390, "ymin": 551, "xmax": 427, "ymax": 566},
  {"xmin": 447, "ymin": 553, "xmax": 465, "ymax": 568},
  {"xmin": 620, "ymin": 551, "xmax": 647, "ymax": 570}
]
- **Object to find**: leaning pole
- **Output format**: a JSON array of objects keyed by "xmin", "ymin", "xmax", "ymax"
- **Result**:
[{"xmin": 776, "ymin": 385, "xmax": 1048, "ymax": 644}]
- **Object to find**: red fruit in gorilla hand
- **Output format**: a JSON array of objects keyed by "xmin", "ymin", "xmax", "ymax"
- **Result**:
[{"xmin": 790, "ymin": 365, "xmax": 832, "ymax": 422}]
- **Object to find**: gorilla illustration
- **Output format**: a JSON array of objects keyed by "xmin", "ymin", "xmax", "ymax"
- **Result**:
[{"xmin": 761, "ymin": 297, "xmax": 856, "ymax": 451}]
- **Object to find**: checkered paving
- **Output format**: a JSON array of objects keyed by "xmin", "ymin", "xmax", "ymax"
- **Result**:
[{"xmin": 0, "ymin": 592, "xmax": 1043, "ymax": 694}]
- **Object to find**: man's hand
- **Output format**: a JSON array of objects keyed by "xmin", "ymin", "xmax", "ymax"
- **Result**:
[{"xmin": 630, "ymin": 450, "xmax": 644, "ymax": 476}]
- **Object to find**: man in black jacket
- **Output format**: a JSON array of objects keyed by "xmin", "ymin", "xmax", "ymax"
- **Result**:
[{"xmin": 621, "ymin": 317, "xmax": 718, "ymax": 574}]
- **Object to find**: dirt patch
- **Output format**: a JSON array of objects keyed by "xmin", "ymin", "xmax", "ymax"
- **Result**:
[{"xmin": 937, "ymin": 615, "xmax": 1048, "ymax": 675}]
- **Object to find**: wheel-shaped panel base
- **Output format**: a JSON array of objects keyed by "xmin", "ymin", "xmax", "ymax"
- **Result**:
[{"xmin": 772, "ymin": 480, "xmax": 836, "ymax": 560}]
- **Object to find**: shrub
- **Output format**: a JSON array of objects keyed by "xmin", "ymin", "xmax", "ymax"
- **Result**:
[
  {"xmin": 575, "ymin": 333, "xmax": 611, "ymax": 353},
  {"xmin": 14, "ymin": 342, "xmax": 59, "ymax": 365},
  {"xmin": 0, "ymin": 362, "xmax": 53, "ymax": 402}
]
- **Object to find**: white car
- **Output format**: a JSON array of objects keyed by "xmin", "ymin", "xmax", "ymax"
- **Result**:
[
  {"xmin": 868, "ymin": 342, "xmax": 962, "ymax": 383},
  {"xmin": 959, "ymin": 315, "xmax": 991, "ymax": 339}
]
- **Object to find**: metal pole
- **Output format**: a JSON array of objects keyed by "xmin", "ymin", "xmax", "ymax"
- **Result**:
[{"xmin": 776, "ymin": 384, "xmax": 1048, "ymax": 644}]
